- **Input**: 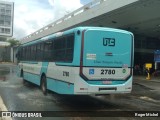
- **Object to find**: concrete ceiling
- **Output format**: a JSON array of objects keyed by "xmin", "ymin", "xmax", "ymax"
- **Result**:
[
  {"xmin": 81, "ymin": 0, "xmax": 160, "ymax": 38},
  {"xmin": 21, "ymin": 0, "xmax": 160, "ymax": 43}
]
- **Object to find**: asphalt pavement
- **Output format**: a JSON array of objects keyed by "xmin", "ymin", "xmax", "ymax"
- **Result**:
[
  {"xmin": 134, "ymin": 75, "xmax": 160, "ymax": 90},
  {"xmin": 0, "ymin": 64, "xmax": 160, "ymax": 120},
  {"xmin": 0, "ymin": 63, "xmax": 13, "ymax": 120}
]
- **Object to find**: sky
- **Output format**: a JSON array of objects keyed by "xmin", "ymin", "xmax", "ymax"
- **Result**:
[{"xmin": 7, "ymin": 0, "xmax": 92, "ymax": 39}]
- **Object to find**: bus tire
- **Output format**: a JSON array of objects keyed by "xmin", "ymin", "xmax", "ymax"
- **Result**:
[
  {"xmin": 21, "ymin": 70, "xmax": 26, "ymax": 84},
  {"xmin": 20, "ymin": 70, "xmax": 23, "ymax": 77},
  {"xmin": 41, "ymin": 75, "xmax": 47, "ymax": 95}
]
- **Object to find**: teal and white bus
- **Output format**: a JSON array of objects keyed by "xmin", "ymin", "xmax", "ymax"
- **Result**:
[{"xmin": 17, "ymin": 27, "xmax": 134, "ymax": 95}]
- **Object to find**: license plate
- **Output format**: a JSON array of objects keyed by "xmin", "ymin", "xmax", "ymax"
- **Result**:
[{"xmin": 102, "ymin": 81, "xmax": 112, "ymax": 84}]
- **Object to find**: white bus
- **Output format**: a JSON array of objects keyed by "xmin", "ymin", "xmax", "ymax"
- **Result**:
[{"xmin": 17, "ymin": 27, "xmax": 134, "ymax": 95}]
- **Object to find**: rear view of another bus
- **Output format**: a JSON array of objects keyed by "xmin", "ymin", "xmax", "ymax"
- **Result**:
[{"xmin": 75, "ymin": 27, "xmax": 134, "ymax": 95}]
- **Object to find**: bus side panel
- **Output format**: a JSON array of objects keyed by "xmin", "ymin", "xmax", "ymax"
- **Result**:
[
  {"xmin": 46, "ymin": 63, "xmax": 75, "ymax": 94},
  {"xmin": 22, "ymin": 62, "xmax": 42, "ymax": 86},
  {"xmin": 47, "ymin": 78, "xmax": 74, "ymax": 94},
  {"xmin": 23, "ymin": 72, "xmax": 40, "ymax": 85}
]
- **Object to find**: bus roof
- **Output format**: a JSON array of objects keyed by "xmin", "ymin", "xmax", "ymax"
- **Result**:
[{"xmin": 20, "ymin": 27, "xmax": 133, "ymax": 47}]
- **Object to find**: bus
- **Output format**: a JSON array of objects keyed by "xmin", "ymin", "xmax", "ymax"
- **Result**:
[{"xmin": 17, "ymin": 27, "xmax": 134, "ymax": 95}]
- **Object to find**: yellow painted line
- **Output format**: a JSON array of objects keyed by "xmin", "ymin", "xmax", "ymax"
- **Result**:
[{"xmin": 0, "ymin": 96, "xmax": 12, "ymax": 120}]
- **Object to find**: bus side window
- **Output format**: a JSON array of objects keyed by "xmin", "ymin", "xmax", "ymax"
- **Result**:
[
  {"xmin": 16, "ymin": 48, "xmax": 21, "ymax": 60},
  {"xmin": 33, "ymin": 45, "xmax": 37, "ymax": 60},
  {"xmin": 36, "ymin": 44, "xmax": 41, "ymax": 61},
  {"xmin": 23, "ymin": 47, "xmax": 26, "ymax": 60},
  {"xmin": 19, "ymin": 48, "xmax": 22, "ymax": 60},
  {"xmin": 66, "ymin": 35, "xmax": 74, "ymax": 62},
  {"xmin": 54, "ymin": 34, "xmax": 74, "ymax": 63},
  {"xmin": 54, "ymin": 37, "xmax": 66, "ymax": 61},
  {"xmin": 44, "ymin": 41, "xmax": 53, "ymax": 61},
  {"xmin": 30, "ymin": 45, "xmax": 35, "ymax": 61}
]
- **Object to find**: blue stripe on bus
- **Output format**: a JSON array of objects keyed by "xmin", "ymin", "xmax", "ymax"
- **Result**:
[
  {"xmin": 87, "ymin": 80, "xmax": 126, "ymax": 85},
  {"xmin": 23, "ymin": 71, "xmax": 74, "ymax": 94},
  {"xmin": 23, "ymin": 72, "xmax": 41, "ymax": 85},
  {"xmin": 47, "ymin": 78, "xmax": 74, "ymax": 94}
]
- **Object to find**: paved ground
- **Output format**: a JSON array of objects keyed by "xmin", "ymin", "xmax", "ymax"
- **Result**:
[
  {"xmin": 0, "ymin": 63, "xmax": 13, "ymax": 120},
  {"xmin": 0, "ymin": 63, "xmax": 160, "ymax": 120}
]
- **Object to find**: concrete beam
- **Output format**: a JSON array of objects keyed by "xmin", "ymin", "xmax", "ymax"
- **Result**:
[{"xmin": 21, "ymin": 0, "xmax": 139, "ymax": 44}]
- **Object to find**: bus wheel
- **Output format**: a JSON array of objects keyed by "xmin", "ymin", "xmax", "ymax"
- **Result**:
[
  {"xmin": 21, "ymin": 70, "xmax": 26, "ymax": 84},
  {"xmin": 41, "ymin": 75, "xmax": 47, "ymax": 95}
]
